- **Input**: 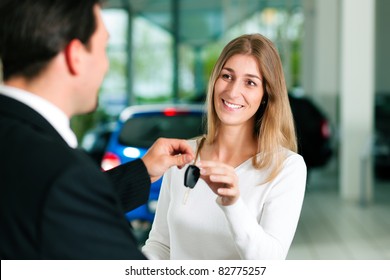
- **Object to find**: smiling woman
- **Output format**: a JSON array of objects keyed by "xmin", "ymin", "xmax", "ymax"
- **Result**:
[{"xmin": 142, "ymin": 33, "xmax": 307, "ymax": 260}]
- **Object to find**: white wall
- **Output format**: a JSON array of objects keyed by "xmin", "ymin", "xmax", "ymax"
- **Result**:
[
  {"xmin": 340, "ymin": 0, "xmax": 375, "ymax": 202},
  {"xmin": 302, "ymin": 0, "xmax": 340, "ymax": 125}
]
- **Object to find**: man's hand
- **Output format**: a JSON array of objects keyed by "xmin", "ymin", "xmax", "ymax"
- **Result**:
[{"xmin": 142, "ymin": 138, "xmax": 195, "ymax": 183}]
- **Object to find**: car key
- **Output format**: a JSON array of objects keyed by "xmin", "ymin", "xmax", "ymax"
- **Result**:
[
  {"xmin": 182, "ymin": 164, "xmax": 200, "ymax": 204},
  {"xmin": 184, "ymin": 165, "xmax": 200, "ymax": 188}
]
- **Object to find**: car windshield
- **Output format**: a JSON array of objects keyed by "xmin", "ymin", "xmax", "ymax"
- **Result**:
[{"xmin": 119, "ymin": 114, "xmax": 204, "ymax": 148}]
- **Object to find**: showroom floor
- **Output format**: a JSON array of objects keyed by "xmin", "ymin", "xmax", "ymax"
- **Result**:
[{"xmin": 287, "ymin": 162, "xmax": 390, "ymax": 260}]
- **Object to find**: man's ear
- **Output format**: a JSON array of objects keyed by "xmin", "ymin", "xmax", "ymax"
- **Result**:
[{"xmin": 64, "ymin": 39, "xmax": 84, "ymax": 75}]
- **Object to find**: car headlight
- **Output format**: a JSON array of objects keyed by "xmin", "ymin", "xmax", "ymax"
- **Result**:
[{"xmin": 123, "ymin": 147, "xmax": 141, "ymax": 158}]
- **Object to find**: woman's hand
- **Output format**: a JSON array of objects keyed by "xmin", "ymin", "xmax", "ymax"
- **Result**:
[{"xmin": 197, "ymin": 160, "xmax": 239, "ymax": 206}]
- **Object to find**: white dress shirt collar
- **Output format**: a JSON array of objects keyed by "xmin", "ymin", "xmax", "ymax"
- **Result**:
[{"xmin": 0, "ymin": 84, "xmax": 78, "ymax": 148}]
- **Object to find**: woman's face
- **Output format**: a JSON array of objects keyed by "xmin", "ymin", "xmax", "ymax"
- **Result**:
[{"xmin": 213, "ymin": 54, "xmax": 264, "ymax": 129}]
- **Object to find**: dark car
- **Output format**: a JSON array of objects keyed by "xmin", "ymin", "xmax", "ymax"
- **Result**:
[
  {"xmin": 288, "ymin": 94, "xmax": 333, "ymax": 171},
  {"xmin": 374, "ymin": 93, "xmax": 390, "ymax": 179}
]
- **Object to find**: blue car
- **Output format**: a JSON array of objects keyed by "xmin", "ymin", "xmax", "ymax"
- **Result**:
[{"xmin": 101, "ymin": 104, "xmax": 205, "ymax": 223}]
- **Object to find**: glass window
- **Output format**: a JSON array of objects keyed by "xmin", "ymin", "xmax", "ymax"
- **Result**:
[{"xmin": 119, "ymin": 114, "xmax": 204, "ymax": 147}]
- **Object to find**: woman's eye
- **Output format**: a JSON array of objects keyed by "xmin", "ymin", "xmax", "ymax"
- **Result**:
[
  {"xmin": 247, "ymin": 80, "xmax": 256, "ymax": 86},
  {"xmin": 222, "ymin": 73, "xmax": 231, "ymax": 80}
]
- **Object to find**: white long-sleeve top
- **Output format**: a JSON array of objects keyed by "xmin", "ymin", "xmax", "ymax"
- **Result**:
[{"xmin": 142, "ymin": 139, "xmax": 307, "ymax": 260}]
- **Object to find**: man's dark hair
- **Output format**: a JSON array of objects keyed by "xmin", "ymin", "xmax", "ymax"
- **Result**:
[{"xmin": 0, "ymin": 0, "xmax": 103, "ymax": 80}]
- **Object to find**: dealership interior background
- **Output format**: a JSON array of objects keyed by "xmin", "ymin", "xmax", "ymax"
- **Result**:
[{"xmin": 2, "ymin": 0, "xmax": 388, "ymax": 259}]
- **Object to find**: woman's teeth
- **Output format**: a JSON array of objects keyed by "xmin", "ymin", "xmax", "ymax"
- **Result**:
[{"xmin": 223, "ymin": 99, "xmax": 243, "ymax": 109}]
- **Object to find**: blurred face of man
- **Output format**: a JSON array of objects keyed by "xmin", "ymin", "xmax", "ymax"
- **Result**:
[{"xmin": 75, "ymin": 4, "xmax": 109, "ymax": 115}]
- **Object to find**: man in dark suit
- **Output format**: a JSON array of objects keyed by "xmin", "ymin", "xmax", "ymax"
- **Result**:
[{"xmin": 0, "ymin": 0, "xmax": 194, "ymax": 259}]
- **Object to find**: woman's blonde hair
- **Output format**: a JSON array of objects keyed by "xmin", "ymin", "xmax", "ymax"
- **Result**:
[{"xmin": 203, "ymin": 33, "xmax": 297, "ymax": 182}]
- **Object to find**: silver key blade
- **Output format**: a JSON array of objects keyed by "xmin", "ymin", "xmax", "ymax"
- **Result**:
[{"xmin": 182, "ymin": 188, "xmax": 190, "ymax": 205}]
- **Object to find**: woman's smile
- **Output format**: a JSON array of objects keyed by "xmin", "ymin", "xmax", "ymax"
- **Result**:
[{"xmin": 222, "ymin": 99, "xmax": 244, "ymax": 110}]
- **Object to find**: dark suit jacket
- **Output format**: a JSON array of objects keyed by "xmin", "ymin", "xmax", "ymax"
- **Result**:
[{"xmin": 0, "ymin": 94, "xmax": 150, "ymax": 259}]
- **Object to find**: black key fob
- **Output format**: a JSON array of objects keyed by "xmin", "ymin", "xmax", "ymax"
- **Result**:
[{"xmin": 184, "ymin": 165, "xmax": 200, "ymax": 189}]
